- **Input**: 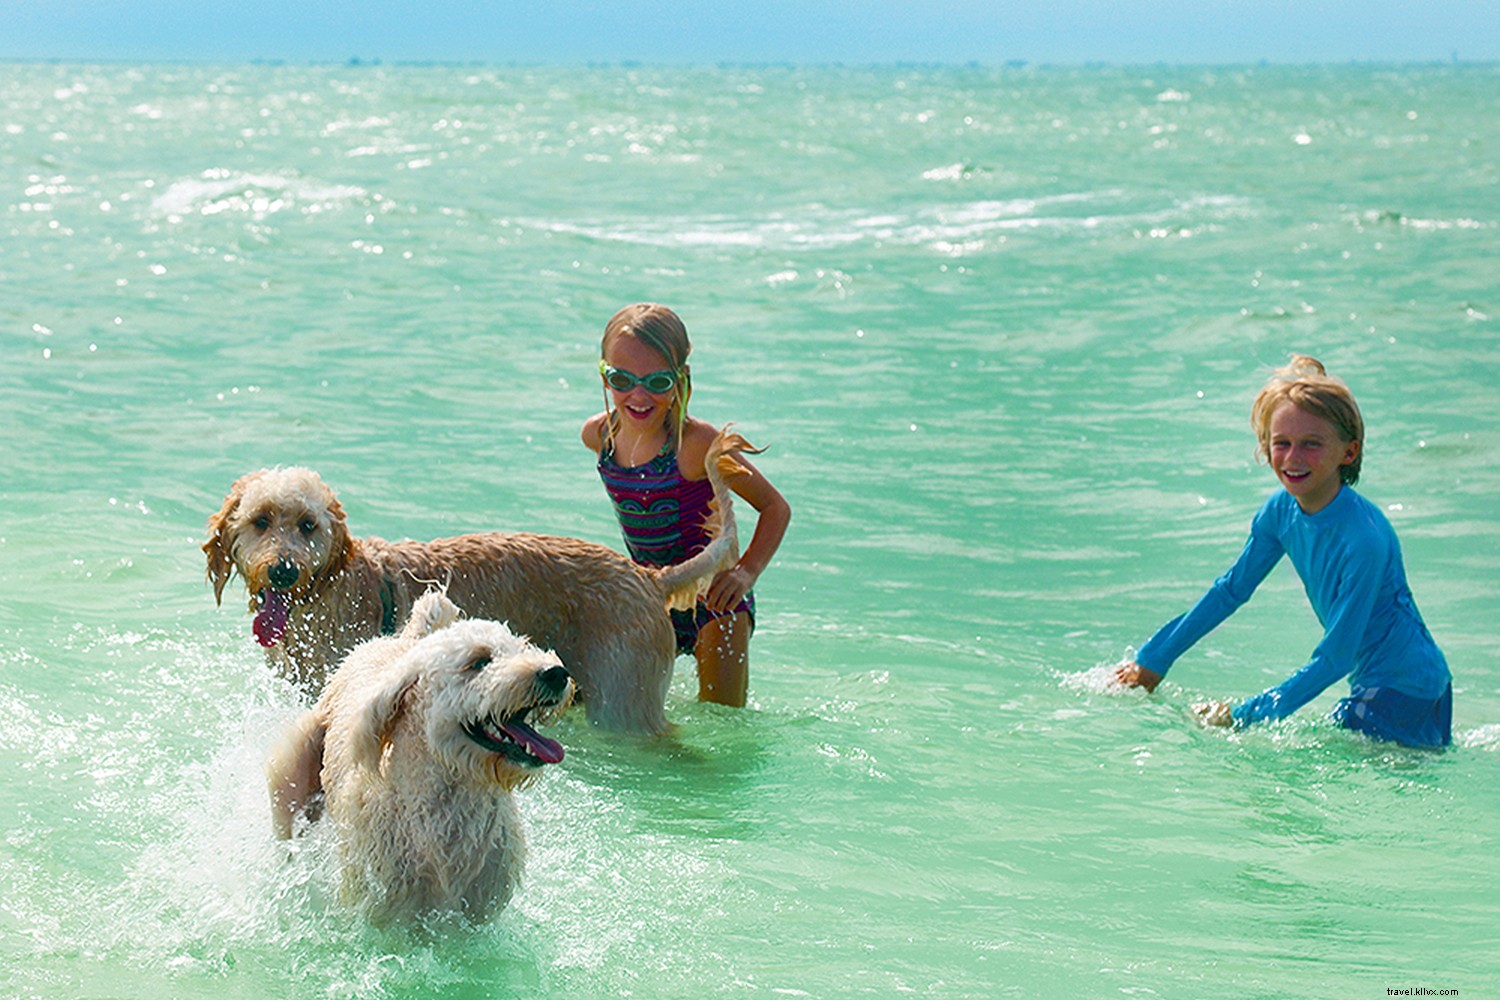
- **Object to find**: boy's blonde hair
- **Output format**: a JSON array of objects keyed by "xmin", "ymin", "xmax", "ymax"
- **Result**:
[
  {"xmin": 1250, "ymin": 354, "xmax": 1364, "ymax": 485},
  {"xmin": 599, "ymin": 302, "xmax": 693, "ymax": 452}
]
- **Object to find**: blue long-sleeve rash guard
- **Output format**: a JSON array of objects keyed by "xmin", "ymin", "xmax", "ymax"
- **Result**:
[{"xmin": 1136, "ymin": 486, "xmax": 1450, "ymax": 727}]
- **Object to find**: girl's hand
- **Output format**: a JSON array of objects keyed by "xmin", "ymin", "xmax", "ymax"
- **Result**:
[
  {"xmin": 1191, "ymin": 701, "xmax": 1235, "ymax": 727},
  {"xmin": 1113, "ymin": 661, "xmax": 1162, "ymax": 692},
  {"xmin": 705, "ymin": 564, "xmax": 756, "ymax": 613}
]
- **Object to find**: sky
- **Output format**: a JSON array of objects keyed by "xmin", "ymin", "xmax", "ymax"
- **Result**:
[{"xmin": 4, "ymin": 0, "xmax": 1497, "ymax": 65}]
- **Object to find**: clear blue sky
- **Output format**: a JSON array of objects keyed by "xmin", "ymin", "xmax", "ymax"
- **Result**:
[{"xmin": 5, "ymin": 0, "xmax": 1496, "ymax": 64}]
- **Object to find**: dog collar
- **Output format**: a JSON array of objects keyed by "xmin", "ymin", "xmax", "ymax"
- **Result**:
[{"xmin": 380, "ymin": 577, "xmax": 397, "ymax": 635}]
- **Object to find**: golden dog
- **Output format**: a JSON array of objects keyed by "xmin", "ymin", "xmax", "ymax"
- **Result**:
[{"xmin": 206, "ymin": 429, "xmax": 751, "ymax": 734}]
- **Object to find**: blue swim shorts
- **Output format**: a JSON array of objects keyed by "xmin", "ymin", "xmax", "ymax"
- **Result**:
[{"xmin": 1331, "ymin": 683, "xmax": 1452, "ymax": 749}]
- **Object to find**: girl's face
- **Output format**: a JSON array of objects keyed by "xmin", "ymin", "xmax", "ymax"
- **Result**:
[
  {"xmin": 603, "ymin": 334, "xmax": 677, "ymax": 433},
  {"xmin": 1267, "ymin": 402, "xmax": 1360, "ymax": 513}
]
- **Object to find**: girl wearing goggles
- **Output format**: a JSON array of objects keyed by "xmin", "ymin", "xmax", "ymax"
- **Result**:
[{"xmin": 582, "ymin": 303, "xmax": 791, "ymax": 708}]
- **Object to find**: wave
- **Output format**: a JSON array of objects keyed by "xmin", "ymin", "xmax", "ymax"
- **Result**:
[
  {"xmin": 150, "ymin": 169, "xmax": 369, "ymax": 220},
  {"xmin": 519, "ymin": 190, "xmax": 1255, "ymax": 254}
]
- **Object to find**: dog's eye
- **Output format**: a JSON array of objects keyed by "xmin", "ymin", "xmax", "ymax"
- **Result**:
[
  {"xmin": 464, "ymin": 655, "xmax": 491, "ymax": 673},
  {"xmin": 299, "ymin": 519, "xmax": 317, "ymax": 536},
  {"xmin": 252, "ymin": 515, "xmax": 270, "ymax": 531}
]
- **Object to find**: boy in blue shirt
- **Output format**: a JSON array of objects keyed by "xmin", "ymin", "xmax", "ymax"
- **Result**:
[{"xmin": 1115, "ymin": 355, "xmax": 1452, "ymax": 748}]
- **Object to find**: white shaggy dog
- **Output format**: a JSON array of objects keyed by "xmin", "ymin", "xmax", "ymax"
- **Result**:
[
  {"xmin": 205, "ymin": 428, "xmax": 753, "ymax": 734},
  {"xmin": 266, "ymin": 591, "xmax": 573, "ymax": 925}
]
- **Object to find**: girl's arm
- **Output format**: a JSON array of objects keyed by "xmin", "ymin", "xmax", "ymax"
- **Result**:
[
  {"xmin": 581, "ymin": 411, "xmax": 608, "ymax": 454},
  {"xmin": 679, "ymin": 419, "xmax": 790, "ymax": 614},
  {"xmin": 706, "ymin": 450, "xmax": 791, "ymax": 613}
]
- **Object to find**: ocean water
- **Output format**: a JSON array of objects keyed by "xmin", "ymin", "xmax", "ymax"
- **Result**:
[{"xmin": 2, "ymin": 60, "xmax": 1498, "ymax": 998}]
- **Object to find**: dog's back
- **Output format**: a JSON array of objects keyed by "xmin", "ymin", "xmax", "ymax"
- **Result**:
[
  {"xmin": 210, "ymin": 426, "xmax": 752, "ymax": 733},
  {"xmin": 367, "ymin": 531, "xmax": 675, "ymax": 732}
]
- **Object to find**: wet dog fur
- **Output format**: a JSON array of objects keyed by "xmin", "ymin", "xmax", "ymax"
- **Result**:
[
  {"xmin": 205, "ymin": 429, "xmax": 752, "ymax": 734},
  {"xmin": 265, "ymin": 591, "xmax": 573, "ymax": 925}
]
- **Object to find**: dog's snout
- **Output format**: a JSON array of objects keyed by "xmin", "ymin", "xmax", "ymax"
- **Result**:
[
  {"xmin": 538, "ymin": 665, "xmax": 571, "ymax": 694},
  {"xmin": 268, "ymin": 560, "xmax": 300, "ymax": 590}
]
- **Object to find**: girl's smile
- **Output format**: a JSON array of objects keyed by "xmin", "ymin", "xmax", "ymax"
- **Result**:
[
  {"xmin": 1267, "ymin": 402, "xmax": 1360, "ymax": 513},
  {"xmin": 603, "ymin": 333, "xmax": 680, "ymax": 441}
]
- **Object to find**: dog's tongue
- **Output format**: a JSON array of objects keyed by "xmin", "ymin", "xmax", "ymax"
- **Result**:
[
  {"xmin": 501, "ymin": 719, "xmax": 565, "ymax": 764},
  {"xmin": 253, "ymin": 589, "xmax": 290, "ymax": 647}
]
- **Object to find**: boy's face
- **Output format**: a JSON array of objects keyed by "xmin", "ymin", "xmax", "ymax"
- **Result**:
[{"xmin": 1266, "ymin": 402, "xmax": 1360, "ymax": 513}]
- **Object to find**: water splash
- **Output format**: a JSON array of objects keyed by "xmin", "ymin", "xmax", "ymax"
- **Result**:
[
  {"xmin": 150, "ymin": 169, "xmax": 368, "ymax": 221},
  {"xmin": 1058, "ymin": 655, "xmax": 1140, "ymax": 696}
]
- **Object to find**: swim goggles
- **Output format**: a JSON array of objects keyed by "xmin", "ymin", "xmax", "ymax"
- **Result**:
[{"xmin": 599, "ymin": 361, "xmax": 678, "ymax": 394}]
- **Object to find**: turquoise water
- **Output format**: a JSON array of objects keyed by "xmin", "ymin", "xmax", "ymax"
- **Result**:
[{"xmin": 3, "ymin": 61, "xmax": 1498, "ymax": 998}]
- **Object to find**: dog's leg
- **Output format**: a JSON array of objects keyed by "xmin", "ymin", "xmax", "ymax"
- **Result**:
[
  {"xmin": 266, "ymin": 710, "xmax": 327, "ymax": 839},
  {"xmin": 573, "ymin": 628, "xmax": 673, "ymax": 735}
]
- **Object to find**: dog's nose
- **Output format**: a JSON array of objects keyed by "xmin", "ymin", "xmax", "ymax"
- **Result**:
[
  {"xmin": 267, "ymin": 560, "xmax": 299, "ymax": 590},
  {"xmin": 538, "ymin": 665, "xmax": 571, "ymax": 695}
]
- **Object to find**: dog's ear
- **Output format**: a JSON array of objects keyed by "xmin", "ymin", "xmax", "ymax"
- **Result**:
[
  {"xmin": 320, "ymin": 488, "xmax": 357, "ymax": 578},
  {"xmin": 204, "ymin": 473, "xmax": 254, "ymax": 605},
  {"xmin": 348, "ymin": 660, "xmax": 422, "ymax": 775},
  {"xmin": 402, "ymin": 590, "xmax": 461, "ymax": 641}
]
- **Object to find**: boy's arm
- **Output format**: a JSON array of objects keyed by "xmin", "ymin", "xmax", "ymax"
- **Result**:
[{"xmin": 1231, "ymin": 551, "xmax": 1381, "ymax": 726}]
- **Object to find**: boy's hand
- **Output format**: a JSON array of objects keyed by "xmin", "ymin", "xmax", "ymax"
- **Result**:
[
  {"xmin": 1191, "ymin": 700, "xmax": 1235, "ymax": 727},
  {"xmin": 1113, "ymin": 661, "xmax": 1162, "ymax": 692}
]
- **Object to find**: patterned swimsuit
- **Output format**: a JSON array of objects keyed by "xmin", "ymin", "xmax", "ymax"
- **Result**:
[{"xmin": 598, "ymin": 441, "xmax": 754, "ymax": 654}]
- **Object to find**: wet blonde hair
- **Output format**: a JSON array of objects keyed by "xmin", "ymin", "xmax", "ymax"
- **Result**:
[
  {"xmin": 599, "ymin": 302, "xmax": 693, "ymax": 451},
  {"xmin": 1250, "ymin": 354, "xmax": 1364, "ymax": 485}
]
